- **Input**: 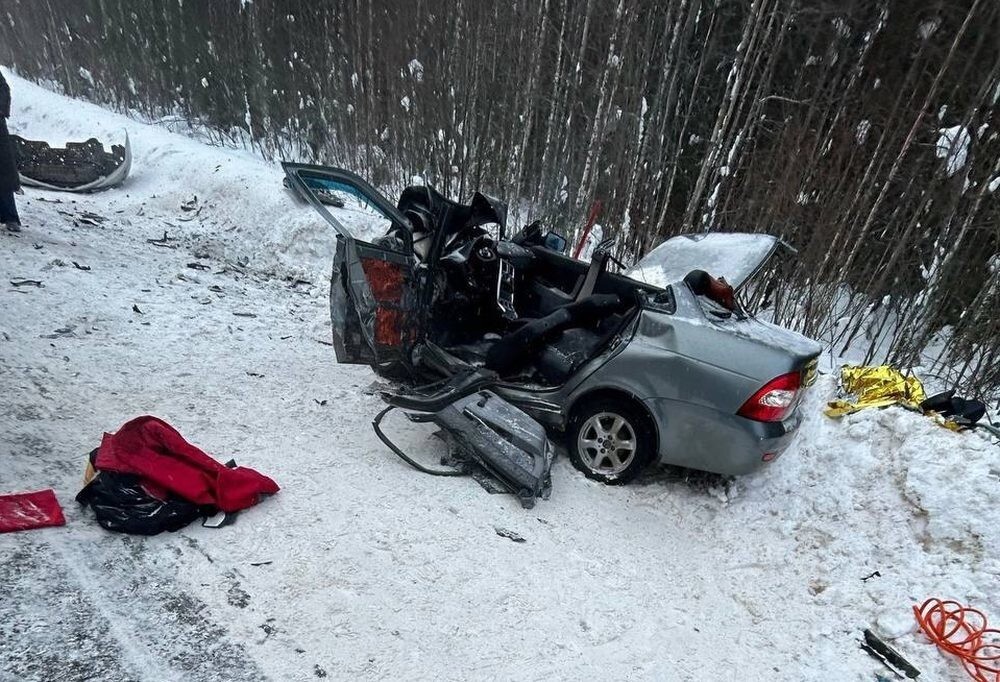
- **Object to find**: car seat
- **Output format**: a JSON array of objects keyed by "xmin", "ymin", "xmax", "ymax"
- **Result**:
[{"xmin": 484, "ymin": 294, "xmax": 623, "ymax": 376}]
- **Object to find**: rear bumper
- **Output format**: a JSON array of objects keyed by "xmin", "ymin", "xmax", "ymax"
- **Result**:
[{"xmin": 645, "ymin": 398, "xmax": 803, "ymax": 476}]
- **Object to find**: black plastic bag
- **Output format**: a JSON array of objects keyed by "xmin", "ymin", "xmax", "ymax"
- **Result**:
[{"xmin": 76, "ymin": 450, "xmax": 210, "ymax": 535}]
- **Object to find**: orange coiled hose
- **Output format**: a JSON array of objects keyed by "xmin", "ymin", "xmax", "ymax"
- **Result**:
[{"xmin": 913, "ymin": 598, "xmax": 1000, "ymax": 682}]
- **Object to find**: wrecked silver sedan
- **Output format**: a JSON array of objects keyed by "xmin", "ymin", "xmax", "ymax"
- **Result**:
[{"xmin": 284, "ymin": 163, "xmax": 821, "ymax": 506}]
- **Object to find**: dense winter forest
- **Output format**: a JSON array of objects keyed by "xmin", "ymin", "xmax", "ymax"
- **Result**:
[{"xmin": 0, "ymin": 0, "xmax": 998, "ymax": 393}]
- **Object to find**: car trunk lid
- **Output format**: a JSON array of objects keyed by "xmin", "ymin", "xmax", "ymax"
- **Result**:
[{"xmin": 625, "ymin": 232, "xmax": 784, "ymax": 291}]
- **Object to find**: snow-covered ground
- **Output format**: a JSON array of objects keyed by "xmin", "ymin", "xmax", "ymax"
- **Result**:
[{"xmin": 2, "ymin": 71, "xmax": 999, "ymax": 682}]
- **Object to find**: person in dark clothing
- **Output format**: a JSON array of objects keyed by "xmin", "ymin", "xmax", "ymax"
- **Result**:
[{"xmin": 0, "ymin": 71, "xmax": 21, "ymax": 232}]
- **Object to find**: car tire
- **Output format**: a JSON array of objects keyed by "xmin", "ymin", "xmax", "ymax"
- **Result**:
[{"xmin": 568, "ymin": 396, "xmax": 655, "ymax": 485}]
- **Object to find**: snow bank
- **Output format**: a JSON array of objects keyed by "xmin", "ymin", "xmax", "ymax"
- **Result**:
[
  {"xmin": 752, "ymin": 377, "xmax": 999, "ymax": 664},
  {"xmin": 3, "ymin": 69, "xmax": 382, "ymax": 284}
]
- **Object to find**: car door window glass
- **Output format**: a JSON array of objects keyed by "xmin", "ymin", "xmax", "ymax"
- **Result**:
[{"xmin": 299, "ymin": 171, "xmax": 394, "ymax": 240}]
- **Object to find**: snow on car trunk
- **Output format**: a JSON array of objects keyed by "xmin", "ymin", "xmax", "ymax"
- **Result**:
[{"xmin": 625, "ymin": 232, "xmax": 782, "ymax": 290}]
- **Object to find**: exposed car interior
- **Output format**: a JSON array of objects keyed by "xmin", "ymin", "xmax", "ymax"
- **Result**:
[
  {"xmin": 288, "ymin": 168, "xmax": 750, "ymax": 395},
  {"xmin": 376, "ymin": 185, "xmax": 661, "ymax": 387}
]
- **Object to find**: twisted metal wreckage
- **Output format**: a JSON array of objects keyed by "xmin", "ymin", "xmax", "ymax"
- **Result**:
[{"xmin": 283, "ymin": 164, "xmax": 826, "ymax": 508}]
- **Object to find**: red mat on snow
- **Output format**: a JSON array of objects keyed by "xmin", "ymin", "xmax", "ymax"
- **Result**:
[{"xmin": 0, "ymin": 489, "xmax": 66, "ymax": 533}]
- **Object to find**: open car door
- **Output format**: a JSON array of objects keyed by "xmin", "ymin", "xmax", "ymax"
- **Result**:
[
  {"xmin": 282, "ymin": 163, "xmax": 417, "ymax": 370},
  {"xmin": 624, "ymin": 232, "xmax": 786, "ymax": 290}
]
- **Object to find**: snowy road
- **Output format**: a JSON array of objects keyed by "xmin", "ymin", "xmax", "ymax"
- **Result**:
[{"xmin": 1, "ymin": 73, "xmax": 998, "ymax": 681}]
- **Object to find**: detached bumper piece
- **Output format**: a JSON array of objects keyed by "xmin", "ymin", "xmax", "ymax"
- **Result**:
[
  {"xmin": 374, "ymin": 389, "xmax": 554, "ymax": 509},
  {"xmin": 12, "ymin": 133, "xmax": 132, "ymax": 192}
]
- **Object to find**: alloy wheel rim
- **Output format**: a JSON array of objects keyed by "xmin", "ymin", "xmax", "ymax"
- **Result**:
[{"xmin": 577, "ymin": 412, "xmax": 637, "ymax": 475}]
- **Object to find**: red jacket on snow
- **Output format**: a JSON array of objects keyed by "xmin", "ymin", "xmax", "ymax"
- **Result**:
[{"xmin": 95, "ymin": 416, "xmax": 278, "ymax": 512}]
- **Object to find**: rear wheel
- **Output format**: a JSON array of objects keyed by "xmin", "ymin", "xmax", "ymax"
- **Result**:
[{"xmin": 568, "ymin": 397, "xmax": 655, "ymax": 484}]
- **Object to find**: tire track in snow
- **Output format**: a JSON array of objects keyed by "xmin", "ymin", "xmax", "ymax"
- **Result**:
[{"xmin": 0, "ymin": 531, "xmax": 269, "ymax": 682}]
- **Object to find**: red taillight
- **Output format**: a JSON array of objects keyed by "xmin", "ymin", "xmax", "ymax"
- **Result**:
[{"xmin": 738, "ymin": 371, "xmax": 801, "ymax": 422}]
